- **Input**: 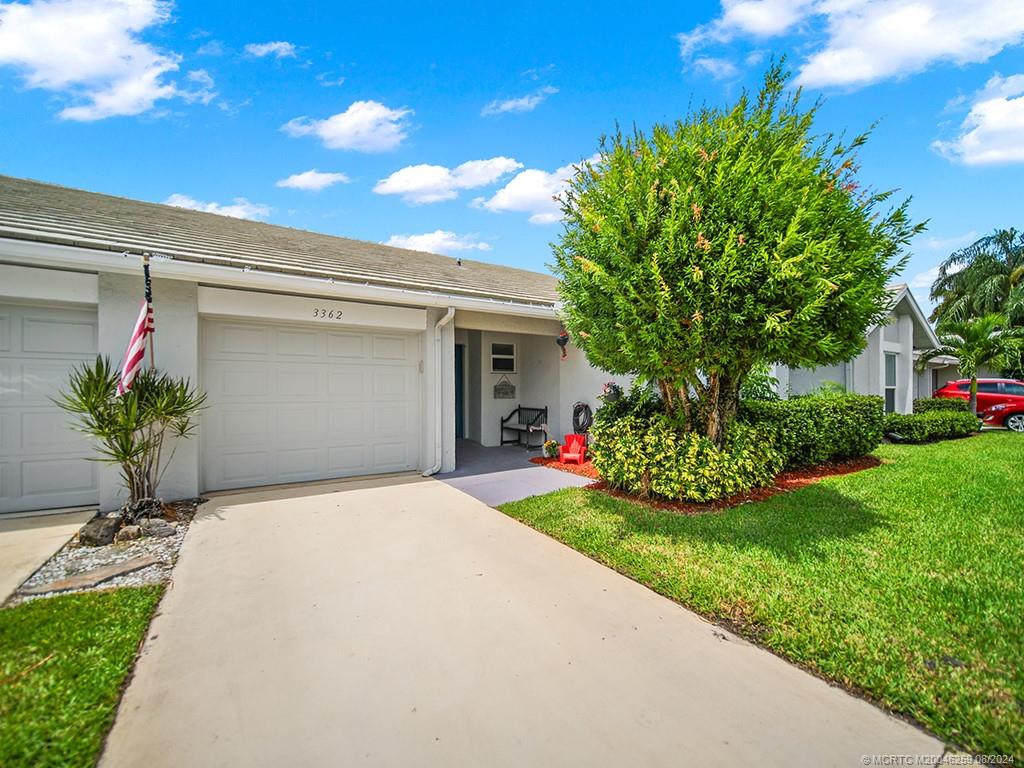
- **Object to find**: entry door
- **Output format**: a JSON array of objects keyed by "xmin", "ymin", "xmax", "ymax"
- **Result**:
[
  {"xmin": 201, "ymin": 318, "xmax": 422, "ymax": 492},
  {"xmin": 0, "ymin": 303, "xmax": 99, "ymax": 514}
]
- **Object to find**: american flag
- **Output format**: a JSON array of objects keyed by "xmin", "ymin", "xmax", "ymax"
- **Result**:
[{"xmin": 116, "ymin": 257, "xmax": 154, "ymax": 395}]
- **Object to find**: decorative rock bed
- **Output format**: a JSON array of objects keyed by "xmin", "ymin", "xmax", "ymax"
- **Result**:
[{"xmin": 6, "ymin": 498, "xmax": 204, "ymax": 607}]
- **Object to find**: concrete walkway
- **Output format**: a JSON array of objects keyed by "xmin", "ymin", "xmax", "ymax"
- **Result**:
[
  {"xmin": 0, "ymin": 509, "xmax": 94, "ymax": 602},
  {"xmin": 102, "ymin": 476, "xmax": 942, "ymax": 767},
  {"xmin": 438, "ymin": 439, "xmax": 592, "ymax": 505}
]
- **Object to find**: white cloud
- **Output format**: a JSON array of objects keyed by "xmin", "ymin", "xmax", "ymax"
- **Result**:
[
  {"xmin": 244, "ymin": 41, "xmax": 296, "ymax": 59},
  {"xmin": 924, "ymin": 230, "xmax": 978, "ymax": 251},
  {"xmin": 196, "ymin": 39, "xmax": 225, "ymax": 56},
  {"xmin": 910, "ymin": 265, "xmax": 940, "ymax": 289},
  {"xmin": 164, "ymin": 193, "xmax": 270, "ymax": 220},
  {"xmin": 316, "ymin": 72, "xmax": 346, "ymax": 87},
  {"xmin": 181, "ymin": 68, "xmax": 216, "ymax": 105},
  {"xmin": 481, "ymin": 86, "xmax": 558, "ymax": 116},
  {"xmin": 373, "ymin": 157, "xmax": 522, "ymax": 204},
  {"xmin": 282, "ymin": 100, "xmax": 412, "ymax": 152},
  {"xmin": 479, "ymin": 155, "xmax": 598, "ymax": 224},
  {"xmin": 275, "ymin": 169, "xmax": 351, "ymax": 191},
  {"xmin": 0, "ymin": 0, "xmax": 194, "ymax": 120},
  {"xmin": 691, "ymin": 56, "xmax": 739, "ymax": 80},
  {"xmin": 932, "ymin": 73, "xmax": 1024, "ymax": 165},
  {"xmin": 385, "ymin": 230, "xmax": 491, "ymax": 254},
  {"xmin": 678, "ymin": 1, "xmax": 1024, "ymax": 89}
]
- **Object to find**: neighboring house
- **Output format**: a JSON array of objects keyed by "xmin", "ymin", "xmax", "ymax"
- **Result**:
[
  {"xmin": 0, "ymin": 176, "xmax": 625, "ymax": 515},
  {"xmin": 770, "ymin": 284, "xmax": 985, "ymax": 412}
]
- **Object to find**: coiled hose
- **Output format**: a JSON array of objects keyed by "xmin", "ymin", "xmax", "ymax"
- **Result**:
[{"xmin": 572, "ymin": 402, "xmax": 594, "ymax": 435}]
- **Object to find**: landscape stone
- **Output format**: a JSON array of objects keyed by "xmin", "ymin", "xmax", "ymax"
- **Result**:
[
  {"xmin": 140, "ymin": 518, "xmax": 175, "ymax": 538},
  {"xmin": 79, "ymin": 516, "xmax": 122, "ymax": 546},
  {"xmin": 20, "ymin": 555, "xmax": 161, "ymax": 595},
  {"xmin": 114, "ymin": 524, "xmax": 142, "ymax": 543}
]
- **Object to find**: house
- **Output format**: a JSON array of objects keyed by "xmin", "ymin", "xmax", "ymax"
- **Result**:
[
  {"xmin": 771, "ymin": 284, "xmax": 985, "ymax": 411},
  {"xmin": 0, "ymin": 175, "xmax": 626, "ymax": 515}
]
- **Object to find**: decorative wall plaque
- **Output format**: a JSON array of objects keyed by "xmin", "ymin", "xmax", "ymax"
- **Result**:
[{"xmin": 493, "ymin": 374, "xmax": 516, "ymax": 399}]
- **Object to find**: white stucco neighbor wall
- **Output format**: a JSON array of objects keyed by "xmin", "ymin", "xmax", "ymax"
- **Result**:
[
  {"xmin": 98, "ymin": 273, "xmax": 199, "ymax": 511},
  {"xmin": 557, "ymin": 346, "xmax": 630, "ymax": 440}
]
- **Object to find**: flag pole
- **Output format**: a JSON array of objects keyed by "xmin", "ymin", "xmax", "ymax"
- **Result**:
[{"xmin": 143, "ymin": 253, "xmax": 155, "ymax": 370}]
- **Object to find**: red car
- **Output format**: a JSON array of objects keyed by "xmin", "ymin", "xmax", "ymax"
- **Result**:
[{"xmin": 934, "ymin": 378, "xmax": 1024, "ymax": 432}]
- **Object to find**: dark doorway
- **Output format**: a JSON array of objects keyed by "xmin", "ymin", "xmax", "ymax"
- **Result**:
[{"xmin": 455, "ymin": 343, "xmax": 465, "ymax": 439}]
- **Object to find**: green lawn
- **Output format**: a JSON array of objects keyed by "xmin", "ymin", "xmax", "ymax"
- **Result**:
[
  {"xmin": 500, "ymin": 431, "xmax": 1024, "ymax": 757},
  {"xmin": 0, "ymin": 586, "xmax": 164, "ymax": 768}
]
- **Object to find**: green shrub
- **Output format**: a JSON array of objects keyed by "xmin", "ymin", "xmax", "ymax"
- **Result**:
[
  {"xmin": 590, "ymin": 413, "xmax": 783, "ymax": 502},
  {"xmin": 883, "ymin": 411, "xmax": 979, "ymax": 443},
  {"xmin": 913, "ymin": 397, "xmax": 969, "ymax": 413},
  {"xmin": 739, "ymin": 393, "xmax": 885, "ymax": 469}
]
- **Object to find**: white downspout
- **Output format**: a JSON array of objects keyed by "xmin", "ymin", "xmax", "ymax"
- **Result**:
[{"xmin": 423, "ymin": 306, "xmax": 455, "ymax": 476}]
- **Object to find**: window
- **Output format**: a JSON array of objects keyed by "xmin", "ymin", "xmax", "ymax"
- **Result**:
[
  {"xmin": 1003, "ymin": 383, "xmax": 1024, "ymax": 396},
  {"xmin": 957, "ymin": 382, "xmax": 971, "ymax": 391},
  {"xmin": 884, "ymin": 353, "xmax": 897, "ymax": 413},
  {"xmin": 490, "ymin": 342, "xmax": 516, "ymax": 373},
  {"xmin": 977, "ymin": 381, "xmax": 1000, "ymax": 393}
]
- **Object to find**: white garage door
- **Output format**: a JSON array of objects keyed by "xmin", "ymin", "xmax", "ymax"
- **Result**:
[
  {"xmin": 0, "ymin": 302, "xmax": 99, "ymax": 514},
  {"xmin": 201, "ymin": 318, "xmax": 422, "ymax": 492}
]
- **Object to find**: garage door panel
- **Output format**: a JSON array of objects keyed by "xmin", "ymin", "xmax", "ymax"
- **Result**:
[
  {"xmin": 20, "ymin": 410, "xmax": 88, "ymax": 452},
  {"xmin": 217, "ymin": 324, "xmax": 270, "ymax": 356},
  {"xmin": 371, "ymin": 334, "xmax": 411, "ymax": 361},
  {"xmin": 22, "ymin": 316, "xmax": 96, "ymax": 354},
  {"xmin": 202, "ymin": 318, "xmax": 421, "ymax": 492},
  {"xmin": 22, "ymin": 458, "xmax": 96, "ymax": 496},
  {"xmin": 215, "ymin": 409, "xmax": 272, "ymax": 442},
  {"xmin": 372, "ymin": 405, "xmax": 413, "ymax": 434},
  {"xmin": 0, "ymin": 303, "xmax": 99, "ymax": 514},
  {"xmin": 373, "ymin": 369, "xmax": 416, "ymax": 399},
  {"xmin": 328, "ymin": 407, "xmax": 369, "ymax": 440},
  {"xmin": 278, "ymin": 368, "xmax": 320, "ymax": 398},
  {"xmin": 327, "ymin": 333, "xmax": 365, "ymax": 359},
  {"xmin": 328, "ymin": 445, "xmax": 366, "ymax": 473},
  {"xmin": 219, "ymin": 451, "xmax": 272, "ymax": 485},
  {"xmin": 371, "ymin": 442, "xmax": 410, "ymax": 470},
  {"xmin": 327, "ymin": 370, "xmax": 366, "ymax": 398},
  {"xmin": 277, "ymin": 329, "xmax": 320, "ymax": 356},
  {"xmin": 275, "ymin": 407, "xmax": 325, "ymax": 441}
]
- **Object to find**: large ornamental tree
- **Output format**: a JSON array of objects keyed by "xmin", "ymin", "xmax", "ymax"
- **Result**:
[{"xmin": 553, "ymin": 64, "xmax": 924, "ymax": 446}]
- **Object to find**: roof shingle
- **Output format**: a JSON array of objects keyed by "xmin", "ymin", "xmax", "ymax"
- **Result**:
[{"xmin": 0, "ymin": 175, "xmax": 559, "ymax": 306}]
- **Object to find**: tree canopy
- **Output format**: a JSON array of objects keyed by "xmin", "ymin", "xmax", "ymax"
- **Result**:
[
  {"xmin": 930, "ymin": 228, "xmax": 1024, "ymax": 326},
  {"xmin": 553, "ymin": 63, "xmax": 923, "ymax": 445}
]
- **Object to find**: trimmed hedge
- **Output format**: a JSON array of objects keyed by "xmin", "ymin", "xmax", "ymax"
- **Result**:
[
  {"xmin": 883, "ymin": 411, "xmax": 979, "ymax": 443},
  {"xmin": 739, "ymin": 393, "xmax": 885, "ymax": 469},
  {"xmin": 590, "ymin": 414, "xmax": 783, "ymax": 502},
  {"xmin": 913, "ymin": 397, "xmax": 970, "ymax": 413}
]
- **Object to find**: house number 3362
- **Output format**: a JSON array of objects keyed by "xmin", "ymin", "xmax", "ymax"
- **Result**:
[{"xmin": 312, "ymin": 307, "xmax": 344, "ymax": 319}]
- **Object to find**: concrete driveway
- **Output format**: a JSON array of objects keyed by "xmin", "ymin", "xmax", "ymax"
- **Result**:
[{"xmin": 102, "ymin": 475, "xmax": 942, "ymax": 767}]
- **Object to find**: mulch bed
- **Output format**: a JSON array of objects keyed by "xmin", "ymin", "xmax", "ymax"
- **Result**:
[
  {"xmin": 534, "ymin": 454, "xmax": 882, "ymax": 515},
  {"xmin": 529, "ymin": 456, "xmax": 601, "ymax": 479}
]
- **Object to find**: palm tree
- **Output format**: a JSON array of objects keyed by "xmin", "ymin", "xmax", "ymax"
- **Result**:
[
  {"xmin": 930, "ymin": 228, "xmax": 1024, "ymax": 326},
  {"xmin": 918, "ymin": 313, "xmax": 1024, "ymax": 414}
]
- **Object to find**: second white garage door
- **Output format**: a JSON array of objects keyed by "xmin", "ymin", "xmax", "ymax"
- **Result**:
[{"xmin": 201, "ymin": 318, "xmax": 422, "ymax": 492}]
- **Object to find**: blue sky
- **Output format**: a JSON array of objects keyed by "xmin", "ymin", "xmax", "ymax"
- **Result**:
[{"xmin": 1, "ymin": 0, "xmax": 1023, "ymax": 310}]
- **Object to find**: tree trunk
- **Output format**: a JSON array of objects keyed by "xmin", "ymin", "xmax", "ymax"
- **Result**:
[
  {"xmin": 704, "ymin": 374, "xmax": 741, "ymax": 448},
  {"xmin": 969, "ymin": 376, "xmax": 978, "ymax": 416}
]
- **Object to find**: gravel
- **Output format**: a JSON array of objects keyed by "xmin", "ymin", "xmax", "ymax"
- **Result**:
[{"xmin": 7, "ymin": 498, "xmax": 203, "ymax": 607}]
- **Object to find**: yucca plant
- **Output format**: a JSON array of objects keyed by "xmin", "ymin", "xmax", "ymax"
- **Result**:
[{"xmin": 56, "ymin": 356, "xmax": 206, "ymax": 517}]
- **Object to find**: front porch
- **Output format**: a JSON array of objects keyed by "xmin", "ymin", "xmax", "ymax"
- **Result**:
[{"xmin": 437, "ymin": 439, "xmax": 591, "ymax": 506}]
